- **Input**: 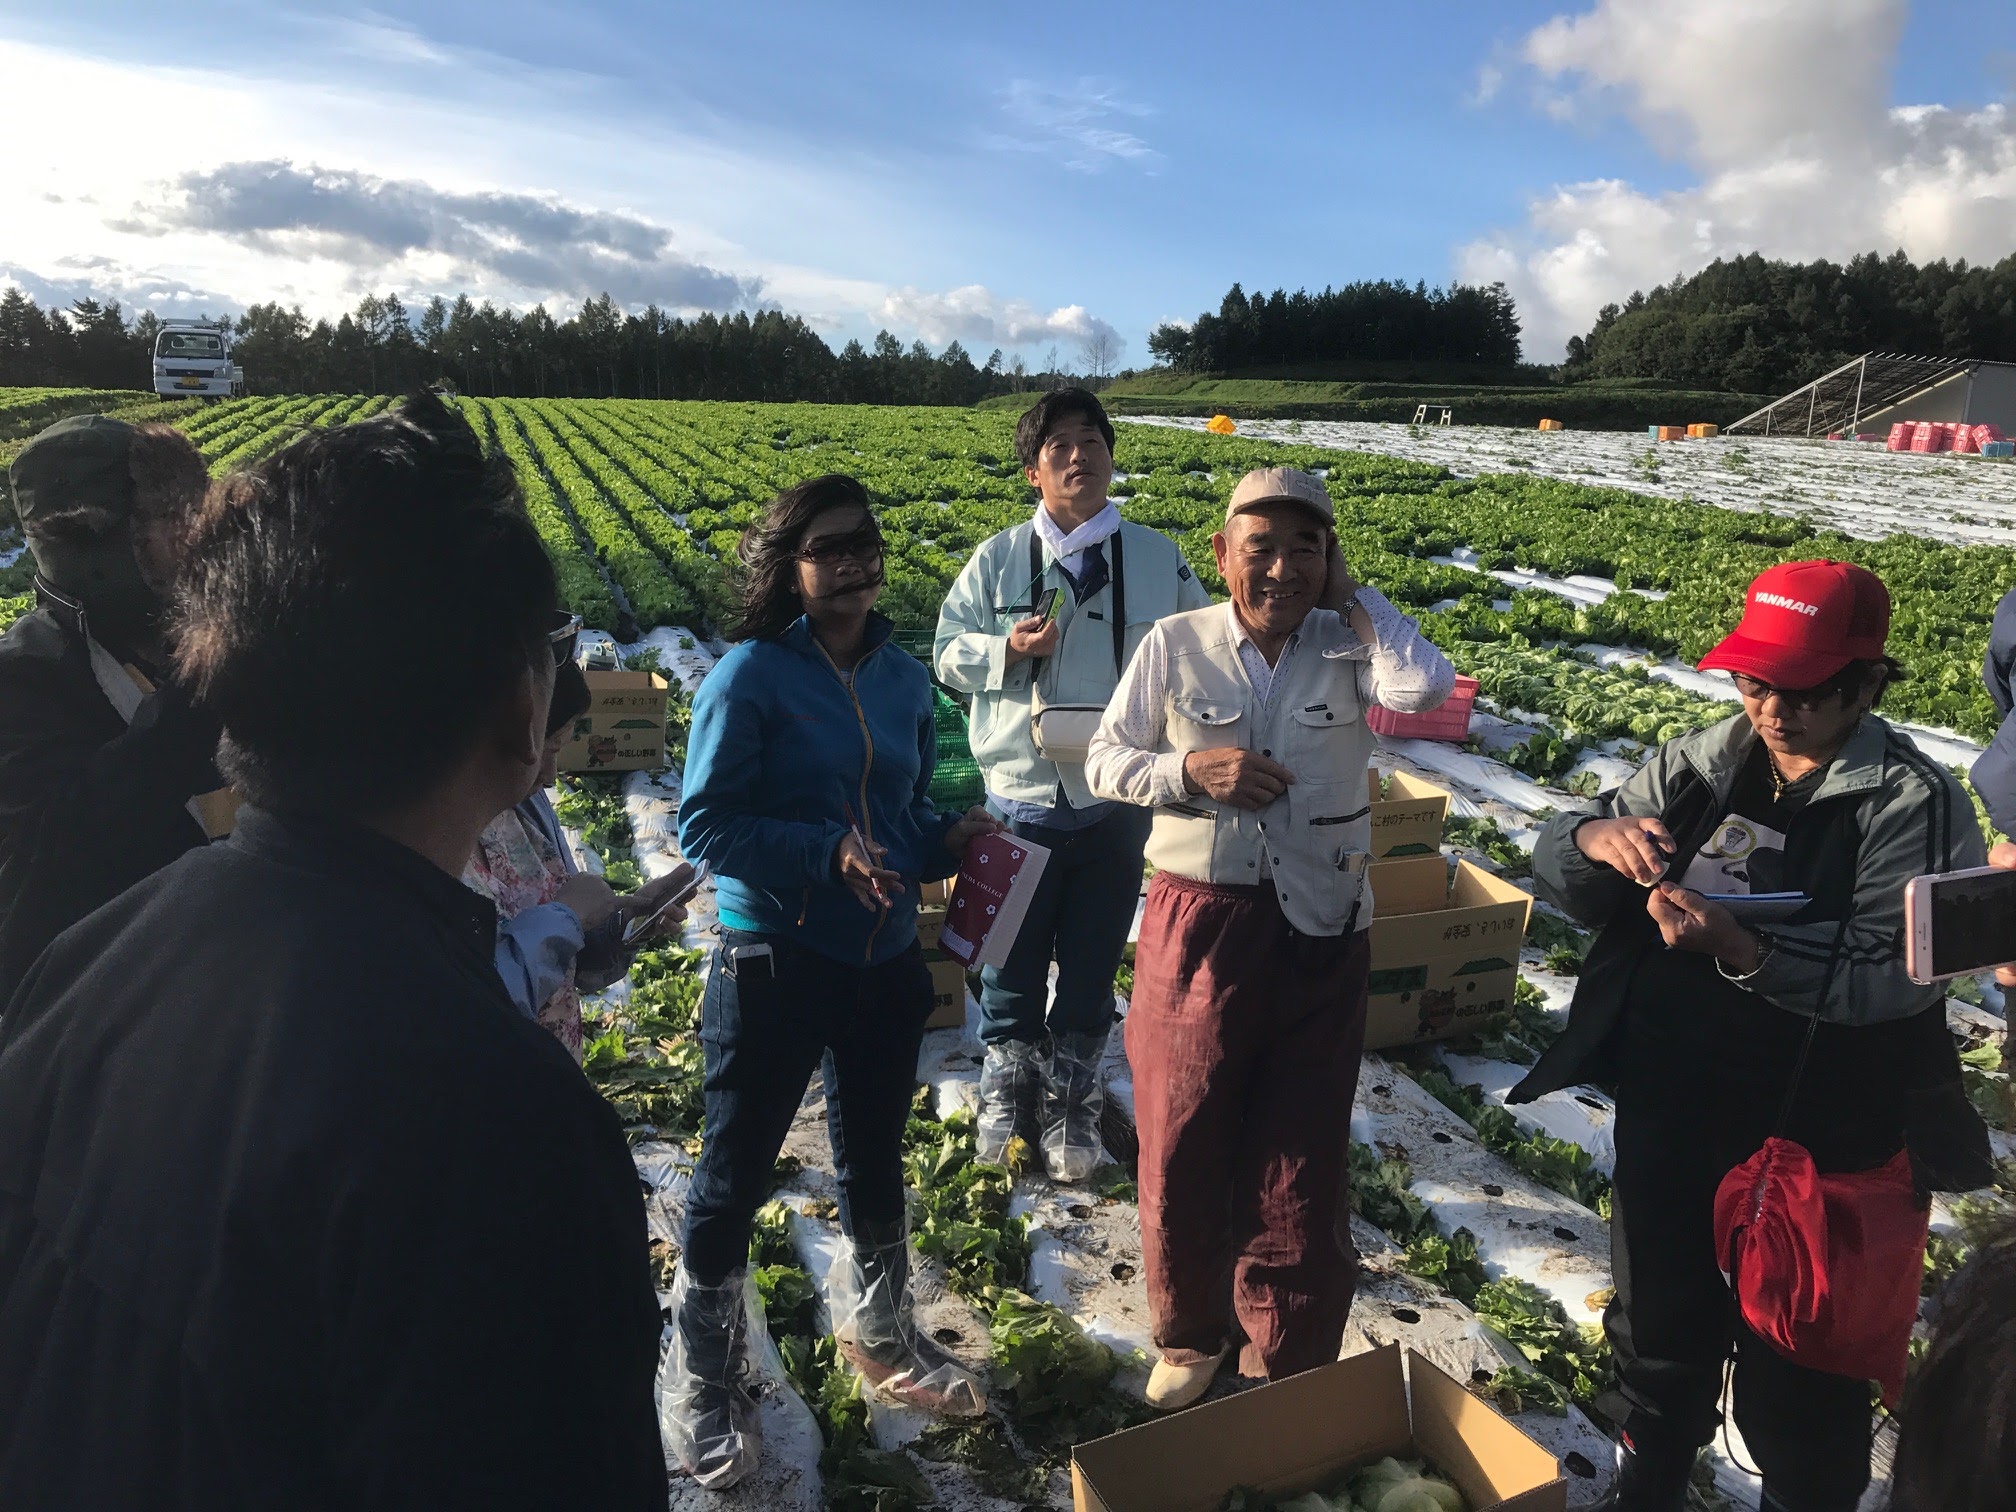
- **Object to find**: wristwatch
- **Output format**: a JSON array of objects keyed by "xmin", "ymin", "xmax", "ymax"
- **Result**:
[{"xmin": 1716, "ymin": 929, "xmax": 1775, "ymax": 984}]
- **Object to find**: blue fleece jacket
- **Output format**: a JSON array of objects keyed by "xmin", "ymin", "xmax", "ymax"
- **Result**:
[
  {"xmin": 678, "ymin": 613, "xmax": 961, "ymax": 965},
  {"xmin": 1973, "ymin": 585, "xmax": 2016, "ymax": 838}
]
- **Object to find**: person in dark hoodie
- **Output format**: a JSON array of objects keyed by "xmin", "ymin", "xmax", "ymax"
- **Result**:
[
  {"xmin": 0, "ymin": 413, "xmax": 229, "ymax": 1005},
  {"xmin": 1512, "ymin": 561, "xmax": 1991, "ymax": 1512},
  {"xmin": 0, "ymin": 395, "xmax": 666, "ymax": 1511},
  {"xmin": 667, "ymin": 473, "xmax": 999, "ymax": 1489},
  {"xmin": 1969, "ymin": 584, "xmax": 2016, "ymax": 839}
]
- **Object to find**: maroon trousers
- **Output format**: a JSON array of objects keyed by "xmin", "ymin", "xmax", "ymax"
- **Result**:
[{"xmin": 1126, "ymin": 872, "xmax": 1370, "ymax": 1381}]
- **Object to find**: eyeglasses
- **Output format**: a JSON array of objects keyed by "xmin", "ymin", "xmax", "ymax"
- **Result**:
[
  {"xmin": 548, "ymin": 610, "xmax": 583, "ymax": 667},
  {"xmin": 1731, "ymin": 672, "xmax": 1842, "ymax": 710},
  {"xmin": 796, "ymin": 527, "xmax": 885, "ymax": 566}
]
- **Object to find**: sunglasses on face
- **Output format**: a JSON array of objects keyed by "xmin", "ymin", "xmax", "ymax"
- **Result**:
[
  {"xmin": 795, "ymin": 527, "xmax": 885, "ymax": 566},
  {"xmin": 548, "ymin": 610, "xmax": 583, "ymax": 667},
  {"xmin": 1731, "ymin": 672, "xmax": 1844, "ymax": 710}
]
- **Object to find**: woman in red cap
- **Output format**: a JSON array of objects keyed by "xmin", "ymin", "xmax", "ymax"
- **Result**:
[{"xmin": 1512, "ymin": 560, "xmax": 1992, "ymax": 1512}]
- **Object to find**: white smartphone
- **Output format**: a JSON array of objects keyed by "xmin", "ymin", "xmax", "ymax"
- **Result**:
[
  {"xmin": 726, "ymin": 941, "xmax": 775, "ymax": 980},
  {"xmin": 1905, "ymin": 865, "xmax": 2016, "ymax": 984},
  {"xmin": 622, "ymin": 862, "xmax": 709, "ymax": 945}
]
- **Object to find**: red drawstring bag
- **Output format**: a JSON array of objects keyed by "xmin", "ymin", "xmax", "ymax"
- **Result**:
[{"xmin": 1713, "ymin": 1134, "xmax": 1928, "ymax": 1405}]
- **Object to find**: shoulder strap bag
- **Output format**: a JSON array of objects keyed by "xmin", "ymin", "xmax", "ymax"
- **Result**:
[
  {"xmin": 1027, "ymin": 526, "xmax": 1125, "ymax": 767},
  {"xmin": 1712, "ymin": 1012, "xmax": 1928, "ymax": 1408}
]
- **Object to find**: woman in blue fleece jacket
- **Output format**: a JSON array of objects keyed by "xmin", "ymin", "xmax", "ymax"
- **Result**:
[{"xmin": 665, "ymin": 474, "xmax": 997, "ymax": 1490}]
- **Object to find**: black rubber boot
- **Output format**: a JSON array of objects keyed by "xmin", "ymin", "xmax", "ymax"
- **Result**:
[
  {"xmin": 1587, "ymin": 1435, "xmax": 1695, "ymax": 1511},
  {"xmin": 1759, "ymin": 1487, "xmax": 1863, "ymax": 1512}
]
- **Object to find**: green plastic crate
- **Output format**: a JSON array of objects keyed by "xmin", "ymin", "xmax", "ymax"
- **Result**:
[{"xmin": 928, "ymin": 755, "xmax": 984, "ymax": 811}]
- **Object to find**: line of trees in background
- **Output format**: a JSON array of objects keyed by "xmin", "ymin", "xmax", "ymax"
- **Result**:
[
  {"xmin": 1564, "ymin": 251, "xmax": 2016, "ymax": 395},
  {"xmin": 0, "ymin": 287, "xmax": 1099, "ymax": 405},
  {"xmin": 1148, "ymin": 279, "xmax": 1525, "ymax": 372},
  {"xmin": 17, "ymin": 250, "xmax": 2011, "ymax": 407}
]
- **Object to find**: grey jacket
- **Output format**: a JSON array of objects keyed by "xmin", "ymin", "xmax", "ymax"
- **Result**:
[
  {"xmin": 1515, "ymin": 710, "xmax": 1987, "ymax": 1116},
  {"xmin": 1538, "ymin": 711, "xmax": 1982, "ymax": 1026},
  {"xmin": 1517, "ymin": 710, "xmax": 1993, "ymax": 1190}
]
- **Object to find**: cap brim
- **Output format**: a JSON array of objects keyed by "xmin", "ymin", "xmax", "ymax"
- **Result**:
[
  {"xmin": 1697, "ymin": 632, "xmax": 1853, "ymax": 689},
  {"xmin": 1226, "ymin": 494, "xmax": 1334, "ymax": 526}
]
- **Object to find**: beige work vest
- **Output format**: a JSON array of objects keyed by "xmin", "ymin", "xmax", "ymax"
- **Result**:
[{"xmin": 1145, "ymin": 605, "xmax": 1376, "ymax": 936}]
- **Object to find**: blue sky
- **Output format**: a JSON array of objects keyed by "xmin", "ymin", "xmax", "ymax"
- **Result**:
[{"xmin": 2, "ymin": 1, "xmax": 2011, "ymax": 360}]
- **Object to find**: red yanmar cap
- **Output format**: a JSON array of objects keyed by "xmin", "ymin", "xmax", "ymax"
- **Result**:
[{"xmin": 1697, "ymin": 560, "xmax": 1890, "ymax": 688}]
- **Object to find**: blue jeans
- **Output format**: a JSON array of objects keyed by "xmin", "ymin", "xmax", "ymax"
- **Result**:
[
  {"xmin": 681, "ymin": 930, "xmax": 932, "ymax": 1282},
  {"xmin": 977, "ymin": 803, "xmax": 1151, "ymax": 1047}
]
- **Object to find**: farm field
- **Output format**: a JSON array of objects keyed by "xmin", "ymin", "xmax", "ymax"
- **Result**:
[
  {"xmin": 5, "ymin": 389, "xmax": 2015, "ymax": 1509},
  {"xmin": 1057, "ymin": 374, "xmax": 1774, "ymax": 432},
  {"xmin": 1139, "ymin": 414, "xmax": 2016, "ymax": 551}
]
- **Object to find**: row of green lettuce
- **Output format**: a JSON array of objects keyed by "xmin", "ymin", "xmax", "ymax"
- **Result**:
[
  {"xmin": 12, "ymin": 394, "xmax": 2008, "ymax": 743},
  {"xmin": 452, "ymin": 397, "xmax": 2008, "ymax": 741}
]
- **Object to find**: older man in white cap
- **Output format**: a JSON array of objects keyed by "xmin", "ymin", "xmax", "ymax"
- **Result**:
[{"xmin": 1086, "ymin": 466, "xmax": 1454, "ymax": 1407}]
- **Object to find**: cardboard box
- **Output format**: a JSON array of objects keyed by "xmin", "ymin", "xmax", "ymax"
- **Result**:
[
  {"xmin": 917, "ymin": 902, "xmax": 969, "ymax": 1029},
  {"xmin": 1365, "ymin": 856, "xmax": 1532, "ymax": 1051},
  {"xmin": 1368, "ymin": 769, "xmax": 1451, "ymax": 860},
  {"xmin": 1072, "ymin": 1345, "xmax": 1565, "ymax": 1512},
  {"xmin": 926, "ymin": 958, "xmax": 968, "ymax": 1029},
  {"xmin": 557, "ymin": 669, "xmax": 671, "ymax": 772}
]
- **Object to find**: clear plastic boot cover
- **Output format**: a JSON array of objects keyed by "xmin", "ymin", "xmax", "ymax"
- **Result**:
[
  {"xmin": 829, "ymin": 1220, "xmax": 987, "ymax": 1419},
  {"xmin": 975, "ymin": 1039, "xmax": 1041, "ymax": 1165},
  {"xmin": 659, "ymin": 1265, "xmax": 764, "ymax": 1489},
  {"xmin": 1040, "ymin": 1030, "xmax": 1108, "ymax": 1184}
]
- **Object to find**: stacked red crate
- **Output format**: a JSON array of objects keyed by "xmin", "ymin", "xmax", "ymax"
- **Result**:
[{"xmin": 1367, "ymin": 676, "xmax": 1479, "ymax": 743}]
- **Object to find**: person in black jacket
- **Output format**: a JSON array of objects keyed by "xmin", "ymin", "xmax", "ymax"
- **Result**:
[
  {"xmin": 0, "ymin": 394, "xmax": 668, "ymax": 1511},
  {"xmin": 0, "ymin": 413, "xmax": 230, "ymax": 1005},
  {"xmin": 1970, "ymin": 584, "xmax": 2016, "ymax": 839},
  {"xmin": 1887, "ymin": 1216, "xmax": 2016, "ymax": 1511},
  {"xmin": 1515, "ymin": 561, "xmax": 1990, "ymax": 1512}
]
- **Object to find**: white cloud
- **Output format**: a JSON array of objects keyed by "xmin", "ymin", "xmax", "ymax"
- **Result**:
[
  {"xmin": 0, "ymin": 36, "xmax": 1126, "ymax": 358},
  {"xmin": 874, "ymin": 284, "xmax": 1122, "ymax": 354},
  {"xmin": 318, "ymin": 14, "xmax": 458, "ymax": 69},
  {"xmin": 113, "ymin": 160, "xmax": 756, "ymax": 313},
  {"xmin": 1461, "ymin": 0, "xmax": 2016, "ymax": 358},
  {"xmin": 988, "ymin": 79, "xmax": 1158, "ymax": 172}
]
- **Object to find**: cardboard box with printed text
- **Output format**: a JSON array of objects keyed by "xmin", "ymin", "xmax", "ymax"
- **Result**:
[
  {"xmin": 557, "ymin": 669, "xmax": 671, "ymax": 773},
  {"xmin": 1365, "ymin": 856, "xmax": 1532, "ymax": 1051},
  {"xmin": 1072, "ymin": 1345, "xmax": 1566, "ymax": 1512},
  {"xmin": 1368, "ymin": 769, "xmax": 1451, "ymax": 860}
]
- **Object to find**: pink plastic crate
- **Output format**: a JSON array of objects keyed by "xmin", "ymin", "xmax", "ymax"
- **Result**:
[
  {"xmin": 1367, "ymin": 676, "xmax": 1478, "ymax": 742},
  {"xmin": 1886, "ymin": 423, "xmax": 1912, "ymax": 452}
]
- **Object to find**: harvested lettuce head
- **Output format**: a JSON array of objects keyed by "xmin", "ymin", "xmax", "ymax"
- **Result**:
[
  {"xmin": 1350, "ymin": 1456, "xmax": 1466, "ymax": 1512},
  {"xmin": 1278, "ymin": 1494, "xmax": 1350, "ymax": 1512}
]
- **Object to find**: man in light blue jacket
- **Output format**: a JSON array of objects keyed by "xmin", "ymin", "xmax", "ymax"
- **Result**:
[{"xmin": 935, "ymin": 390, "xmax": 1210, "ymax": 1181}]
